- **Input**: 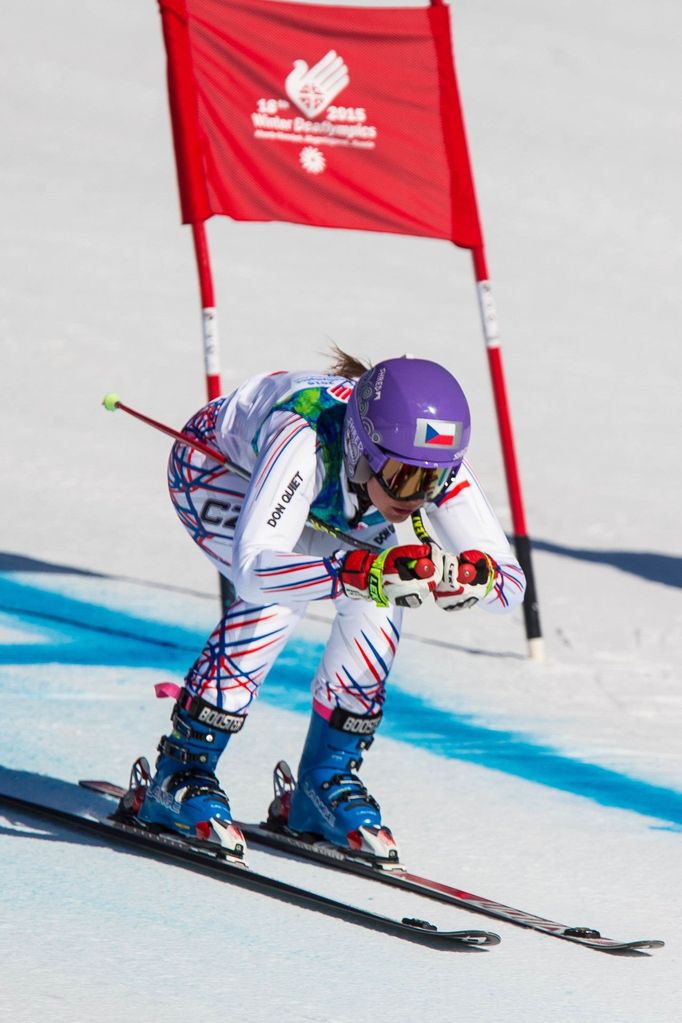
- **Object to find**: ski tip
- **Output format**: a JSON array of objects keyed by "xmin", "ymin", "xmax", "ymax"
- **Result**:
[
  {"xmin": 442, "ymin": 928, "xmax": 502, "ymax": 947},
  {"xmin": 567, "ymin": 936, "xmax": 666, "ymax": 953},
  {"xmin": 400, "ymin": 923, "xmax": 501, "ymax": 947},
  {"xmin": 469, "ymin": 930, "xmax": 502, "ymax": 946}
]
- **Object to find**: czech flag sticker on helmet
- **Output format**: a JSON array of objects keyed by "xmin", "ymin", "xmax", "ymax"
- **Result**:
[{"xmin": 413, "ymin": 418, "xmax": 461, "ymax": 449}]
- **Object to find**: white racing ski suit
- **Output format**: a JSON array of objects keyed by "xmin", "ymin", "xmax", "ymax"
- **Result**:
[{"xmin": 168, "ymin": 371, "xmax": 525, "ymax": 720}]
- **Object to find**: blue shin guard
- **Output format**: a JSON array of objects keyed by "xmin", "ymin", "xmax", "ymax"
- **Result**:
[{"xmin": 287, "ymin": 708, "xmax": 399, "ymax": 860}]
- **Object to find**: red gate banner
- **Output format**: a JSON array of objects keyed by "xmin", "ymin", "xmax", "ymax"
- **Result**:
[{"xmin": 158, "ymin": 0, "xmax": 482, "ymax": 246}]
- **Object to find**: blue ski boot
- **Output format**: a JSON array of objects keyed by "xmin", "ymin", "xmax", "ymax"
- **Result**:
[
  {"xmin": 120, "ymin": 689, "xmax": 247, "ymax": 860},
  {"xmin": 279, "ymin": 708, "xmax": 399, "ymax": 863}
]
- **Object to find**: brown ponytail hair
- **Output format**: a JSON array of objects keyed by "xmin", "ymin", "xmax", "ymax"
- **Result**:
[{"xmin": 327, "ymin": 343, "xmax": 371, "ymax": 380}]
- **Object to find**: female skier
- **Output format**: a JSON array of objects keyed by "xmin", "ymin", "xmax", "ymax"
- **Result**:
[{"xmin": 121, "ymin": 351, "xmax": 526, "ymax": 861}]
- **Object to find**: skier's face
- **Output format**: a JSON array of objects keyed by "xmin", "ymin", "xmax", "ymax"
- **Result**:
[{"xmin": 366, "ymin": 476, "xmax": 425, "ymax": 523}]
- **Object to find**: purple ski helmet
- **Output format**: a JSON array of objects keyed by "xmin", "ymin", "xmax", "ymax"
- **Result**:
[{"xmin": 343, "ymin": 357, "xmax": 471, "ymax": 501}]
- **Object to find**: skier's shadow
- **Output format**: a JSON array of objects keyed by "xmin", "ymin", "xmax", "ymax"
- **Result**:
[
  {"xmin": 0, "ymin": 767, "xmax": 113, "ymax": 845},
  {"xmin": 0, "ymin": 766, "xmax": 111, "ymax": 819}
]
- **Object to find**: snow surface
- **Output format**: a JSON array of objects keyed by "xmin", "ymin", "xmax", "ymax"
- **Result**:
[{"xmin": 1, "ymin": 0, "xmax": 681, "ymax": 1020}]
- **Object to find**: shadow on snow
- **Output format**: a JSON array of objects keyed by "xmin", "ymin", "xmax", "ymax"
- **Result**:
[
  {"xmin": 2, "ymin": 541, "xmax": 681, "ymax": 590},
  {"xmin": 530, "ymin": 540, "xmax": 682, "ymax": 590}
]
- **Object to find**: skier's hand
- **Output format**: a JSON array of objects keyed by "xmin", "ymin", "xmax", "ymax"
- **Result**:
[
  {"xmin": 432, "ymin": 547, "xmax": 499, "ymax": 611},
  {"xmin": 339, "ymin": 544, "xmax": 442, "ymax": 608}
]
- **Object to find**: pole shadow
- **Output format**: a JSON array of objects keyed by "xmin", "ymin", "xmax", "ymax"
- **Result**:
[{"xmin": 531, "ymin": 539, "xmax": 682, "ymax": 590}]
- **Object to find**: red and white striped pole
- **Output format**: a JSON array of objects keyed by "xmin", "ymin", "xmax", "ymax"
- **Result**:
[
  {"xmin": 189, "ymin": 220, "xmax": 236, "ymax": 607},
  {"xmin": 472, "ymin": 246, "xmax": 543, "ymax": 660},
  {"xmin": 191, "ymin": 221, "xmax": 221, "ymax": 401},
  {"xmin": 428, "ymin": 0, "xmax": 542, "ymax": 656},
  {"xmin": 156, "ymin": 4, "xmax": 223, "ymax": 402}
]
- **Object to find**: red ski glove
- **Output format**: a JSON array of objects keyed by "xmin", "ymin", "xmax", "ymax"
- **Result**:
[
  {"xmin": 433, "ymin": 548, "xmax": 499, "ymax": 611},
  {"xmin": 339, "ymin": 544, "xmax": 441, "ymax": 608}
]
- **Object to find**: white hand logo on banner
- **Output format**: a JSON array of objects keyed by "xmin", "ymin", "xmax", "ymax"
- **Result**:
[{"xmin": 285, "ymin": 50, "xmax": 350, "ymax": 118}]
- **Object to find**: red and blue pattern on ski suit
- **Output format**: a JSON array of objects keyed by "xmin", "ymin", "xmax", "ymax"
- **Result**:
[{"xmin": 167, "ymin": 371, "xmax": 525, "ymax": 720}]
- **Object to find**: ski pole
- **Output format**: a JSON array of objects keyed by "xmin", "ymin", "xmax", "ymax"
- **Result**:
[
  {"xmin": 101, "ymin": 394, "xmax": 445, "ymax": 570},
  {"xmin": 102, "ymin": 394, "xmax": 441, "ymax": 574},
  {"xmin": 101, "ymin": 392, "xmax": 249, "ymax": 479},
  {"xmin": 101, "ymin": 393, "xmax": 446, "ymax": 575},
  {"xmin": 102, "ymin": 393, "xmax": 380, "ymax": 551}
]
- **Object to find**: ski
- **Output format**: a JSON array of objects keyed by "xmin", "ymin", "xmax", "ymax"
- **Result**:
[
  {"xmin": 0, "ymin": 789, "xmax": 498, "ymax": 951},
  {"xmin": 79, "ymin": 776, "xmax": 665, "ymax": 954},
  {"xmin": 240, "ymin": 821, "xmax": 665, "ymax": 954}
]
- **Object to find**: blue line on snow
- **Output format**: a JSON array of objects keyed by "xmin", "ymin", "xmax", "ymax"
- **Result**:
[{"xmin": 1, "ymin": 573, "xmax": 681, "ymax": 828}]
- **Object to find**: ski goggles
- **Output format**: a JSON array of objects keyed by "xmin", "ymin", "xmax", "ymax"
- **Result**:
[{"xmin": 374, "ymin": 458, "xmax": 456, "ymax": 502}]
